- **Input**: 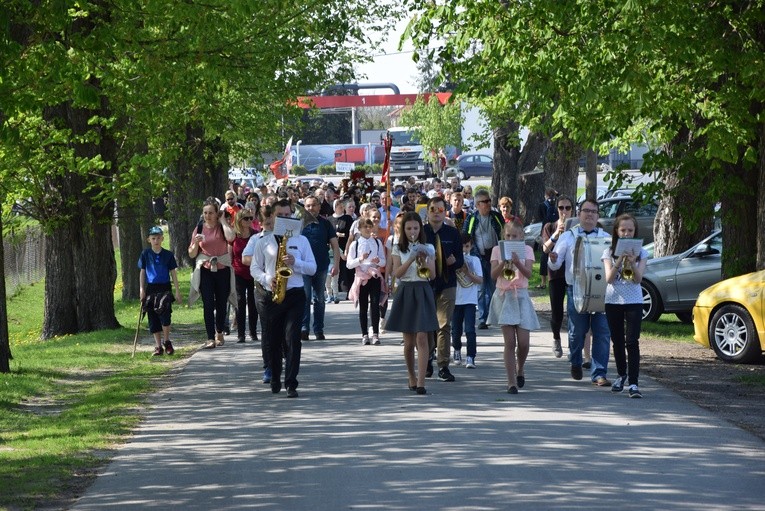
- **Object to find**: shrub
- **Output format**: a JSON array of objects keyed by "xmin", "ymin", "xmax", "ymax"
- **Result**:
[
  {"xmin": 316, "ymin": 164, "xmax": 335, "ymax": 175},
  {"xmin": 291, "ymin": 165, "xmax": 308, "ymax": 176}
]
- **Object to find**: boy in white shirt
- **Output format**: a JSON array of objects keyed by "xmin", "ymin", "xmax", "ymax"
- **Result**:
[{"xmin": 451, "ymin": 233, "xmax": 483, "ymax": 367}]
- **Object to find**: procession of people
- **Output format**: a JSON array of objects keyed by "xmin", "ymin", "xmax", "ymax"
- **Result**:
[{"xmin": 165, "ymin": 173, "xmax": 644, "ymax": 399}]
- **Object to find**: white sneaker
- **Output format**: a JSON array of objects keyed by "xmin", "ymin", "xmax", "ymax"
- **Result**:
[
  {"xmin": 379, "ymin": 318, "xmax": 386, "ymax": 334},
  {"xmin": 372, "ymin": 334, "xmax": 380, "ymax": 345},
  {"xmin": 453, "ymin": 349, "xmax": 462, "ymax": 364},
  {"xmin": 465, "ymin": 356, "xmax": 476, "ymax": 369},
  {"xmin": 362, "ymin": 335, "xmax": 370, "ymax": 346}
]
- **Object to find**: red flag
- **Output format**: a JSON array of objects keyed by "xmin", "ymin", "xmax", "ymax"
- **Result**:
[
  {"xmin": 269, "ymin": 137, "xmax": 293, "ymax": 180},
  {"xmin": 380, "ymin": 133, "xmax": 393, "ymax": 184}
]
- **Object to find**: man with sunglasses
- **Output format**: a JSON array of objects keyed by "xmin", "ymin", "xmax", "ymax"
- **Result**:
[
  {"xmin": 424, "ymin": 196, "xmax": 464, "ymax": 381},
  {"xmin": 547, "ymin": 198, "xmax": 612, "ymax": 386},
  {"xmin": 464, "ymin": 190, "xmax": 504, "ymax": 329}
]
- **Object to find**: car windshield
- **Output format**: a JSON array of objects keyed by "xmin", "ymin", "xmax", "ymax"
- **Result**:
[{"xmin": 390, "ymin": 130, "xmax": 420, "ymax": 146}]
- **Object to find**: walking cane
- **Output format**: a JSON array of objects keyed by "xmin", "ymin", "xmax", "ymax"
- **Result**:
[{"xmin": 132, "ymin": 300, "xmax": 147, "ymax": 358}]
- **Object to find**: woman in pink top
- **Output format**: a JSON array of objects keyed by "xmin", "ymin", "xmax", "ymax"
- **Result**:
[
  {"xmin": 188, "ymin": 197, "xmax": 236, "ymax": 349},
  {"xmin": 488, "ymin": 220, "xmax": 540, "ymax": 394}
]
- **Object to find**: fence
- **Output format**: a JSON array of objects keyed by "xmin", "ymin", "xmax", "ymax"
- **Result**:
[{"xmin": 3, "ymin": 227, "xmax": 46, "ymax": 296}]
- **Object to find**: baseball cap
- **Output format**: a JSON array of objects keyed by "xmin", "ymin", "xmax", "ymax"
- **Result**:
[{"xmin": 148, "ymin": 226, "xmax": 163, "ymax": 236}]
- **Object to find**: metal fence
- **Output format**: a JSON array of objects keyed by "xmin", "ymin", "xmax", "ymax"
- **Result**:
[{"xmin": 3, "ymin": 227, "xmax": 46, "ymax": 296}]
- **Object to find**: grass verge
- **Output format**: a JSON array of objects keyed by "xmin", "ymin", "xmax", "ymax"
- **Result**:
[{"xmin": 0, "ymin": 265, "xmax": 200, "ymax": 510}]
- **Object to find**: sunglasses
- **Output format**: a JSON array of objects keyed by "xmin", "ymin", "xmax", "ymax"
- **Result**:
[
  {"xmin": 558, "ymin": 205, "xmax": 572, "ymax": 211},
  {"xmin": 580, "ymin": 208, "xmax": 598, "ymax": 214}
]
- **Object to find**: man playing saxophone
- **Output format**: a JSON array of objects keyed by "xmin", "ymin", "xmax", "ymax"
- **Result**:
[{"xmin": 251, "ymin": 199, "xmax": 317, "ymax": 398}]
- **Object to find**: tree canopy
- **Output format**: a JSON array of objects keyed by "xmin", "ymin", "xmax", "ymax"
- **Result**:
[{"xmin": 404, "ymin": 0, "xmax": 765, "ymax": 275}]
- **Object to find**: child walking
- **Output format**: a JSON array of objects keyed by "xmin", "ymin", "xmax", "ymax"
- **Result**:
[
  {"xmin": 452, "ymin": 232, "xmax": 483, "ymax": 368},
  {"xmin": 384, "ymin": 212, "xmax": 438, "ymax": 395},
  {"xmin": 488, "ymin": 220, "xmax": 540, "ymax": 393},
  {"xmin": 602, "ymin": 214, "xmax": 648, "ymax": 398},
  {"xmin": 138, "ymin": 226, "xmax": 182, "ymax": 356},
  {"xmin": 347, "ymin": 218, "xmax": 386, "ymax": 345}
]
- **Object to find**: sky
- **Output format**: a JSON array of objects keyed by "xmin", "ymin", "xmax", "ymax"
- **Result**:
[{"xmin": 354, "ymin": 17, "xmax": 420, "ymax": 95}]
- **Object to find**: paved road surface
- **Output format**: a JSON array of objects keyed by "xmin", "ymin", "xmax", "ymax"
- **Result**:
[{"xmin": 72, "ymin": 300, "xmax": 765, "ymax": 510}]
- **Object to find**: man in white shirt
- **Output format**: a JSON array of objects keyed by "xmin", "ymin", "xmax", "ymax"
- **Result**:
[
  {"xmin": 252, "ymin": 199, "xmax": 317, "ymax": 398},
  {"xmin": 548, "ymin": 198, "xmax": 612, "ymax": 386}
]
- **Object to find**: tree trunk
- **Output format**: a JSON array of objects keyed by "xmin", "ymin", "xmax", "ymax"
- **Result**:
[
  {"xmin": 0, "ymin": 214, "xmax": 12, "ymax": 373},
  {"xmin": 492, "ymin": 118, "xmax": 548, "ymax": 220},
  {"xmin": 585, "ymin": 149, "xmax": 598, "ymax": 201},
  {"xmin": 544, "ymin": 137, "xmax": 581, "ymax": 208},
  {"xmin": 167, "ymin": 123, "xmax": 230, "ymax": 268},
  {"xmin": 758, "ymin": 118, "xmax": 765, "ymax": 271},
  {"xmin": 117, "ymin": 200, "xmax": 144, "ymax": 301},
  {"xmin": 720, "ymin": 160, "xmax": 758, "ymax": 279},
  {"xmin": 41, "ymin": 93, "xmax": 121, "ymax": 338}
]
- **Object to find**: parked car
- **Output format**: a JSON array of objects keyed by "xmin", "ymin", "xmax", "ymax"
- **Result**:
[
  {"xmin": 692, "ymin": 269, "xmax": 765, "ymax": 363},
  {"xmin": 597, "ymin": 196, "xmax": 658, "ymax": 243},
  {"xmin": 524, "ymin": 222, "xmax": 543, "ymax": 248},
  {"xmin": 452, "ymin": 154, "xmax": 493, "ymax": 179},
  {"xmin": 641, "ymin": 230, "xmax": 722, "ymax": 322}
]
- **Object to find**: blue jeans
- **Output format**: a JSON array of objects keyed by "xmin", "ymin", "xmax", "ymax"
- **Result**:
[
  {"xmin": 451, "ymin": 303, "xmax": 477, "ymax": 358},
  {"xmin": 566, "ymin": 286, "xmax": 611, "ymax": 380},
  {"xmin": 477, "ymin": 256, "xmax": 495, "ymax": 324},
  {"xmin": 302, "ymin": 269, "xmax": 328, "ymax": 334}
]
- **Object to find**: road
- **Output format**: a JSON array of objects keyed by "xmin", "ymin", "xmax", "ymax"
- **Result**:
[{"xmin": 71, "ymin": 300, "xmax": 765, "ymax": 510}]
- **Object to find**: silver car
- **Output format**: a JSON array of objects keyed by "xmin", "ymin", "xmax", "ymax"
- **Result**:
[{"xmin": 641, "ymin": 230, "xmax": 722, "ymax": 322}]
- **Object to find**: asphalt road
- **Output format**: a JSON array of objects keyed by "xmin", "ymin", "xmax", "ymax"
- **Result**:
[{"xmin": 72, "ymin": 300, "xmax": 765, "ymax": 510}]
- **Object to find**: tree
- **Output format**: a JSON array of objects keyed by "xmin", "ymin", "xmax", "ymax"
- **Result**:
[
  {"xmin": 0, "ymin": 1, "xmax": 400, "ymax": 339},
  {"xmin": 404, "ymin": 0, "xmax": 765, "ymax": 276},
  {"xmin": 399, "ymin": 95, "xmax": 462, "ymax": 177}
]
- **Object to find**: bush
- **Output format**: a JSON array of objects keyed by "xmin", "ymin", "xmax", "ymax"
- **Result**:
[
  {"xmin": 474, "ymin": 184, "xmax": 491, "ymax": 196},
  {"xmin": 316, "ymin": 164, "xmax": 335, "ymax": 175},
  {"xmin": 291, "ymin": 165, "xmax": 308, "ymax": 176}
]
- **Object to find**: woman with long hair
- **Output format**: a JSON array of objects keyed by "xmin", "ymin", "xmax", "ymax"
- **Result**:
[{"xmin": 188, "ymin": 197, "xmax": 236, "ymax": 349}]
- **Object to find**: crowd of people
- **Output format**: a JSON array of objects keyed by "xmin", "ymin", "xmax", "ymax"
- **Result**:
[{"xmin": 142, "ymin": 175, "xmax": 646, "ymax": 399}]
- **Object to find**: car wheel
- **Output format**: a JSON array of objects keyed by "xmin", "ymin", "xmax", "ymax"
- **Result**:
[
  {"xmin": 457, "ymin": 170, "xmax": 466, "ymax": 180},
  {"xmin": 641, "ymin": 281, "xmax": 662, "ymax": 322},
  {"xmin": 709, "ymin": 304, "xmax": 762, "ymax": 363},
  {"xmin": 675, "ymin": 311, "xmax": 693, "ymax": 324}
]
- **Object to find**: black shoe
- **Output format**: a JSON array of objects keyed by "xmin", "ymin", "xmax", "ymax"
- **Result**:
[
  {"xmin": 223, "ymin": 328, "xmax": 230, "ymax": 335},
  {"xmin": 478, "ymin": 322, "xmax": 488, "ymax": 330},
  {"xmin": 315, "ymin": 333, "xmax": 325, "ymax": 340},
  {"xmin": 517, "ymin": 375, "xmax": 525, "ymax": 388},
  {"xmin": 237, "ymin": 337, "xmax": 246, "ymax": 343},
  {"xmin": 582, "ymin": 359, "xmax": 592, "ymax": 369},
  {"xmin": 507, "ymin": 386, "xmax": 518, "ymax": 394},
  {"xmin": 438, "ymin": 367, "xmax": 455, "ymax": 382},
  {"xmin": 416, "ymin": 387, "xmax": 426, "ymax": 395},
  {"xmin": 287, "ymin": 388, "xmax": 298, "ymax": 398},
  {"xmin": 571, "ymin": 365, "xmax": 583, "ymax": 380},
  {"xmin": 271, "ymin": 381, "xmax": 282, "ymax": 394},
  {"xmin": 426, "ymin": 359, "xmax": 434, "ymax": 378},
  {"xmin": 301, "ymin": 331, "xmax": 309, "ymax": 341}
]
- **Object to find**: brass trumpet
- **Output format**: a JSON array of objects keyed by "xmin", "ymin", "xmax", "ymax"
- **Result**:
[
  {"xmin": 502, "ymin": 261, "xmax": 516, "ymax": 281},
  {"xmin": 622, "ymin": 258, "xmax": 634, "ymax": 282},
  {"xmin": 416, "ymin": 254, "xmax": 431, "ymax": 279}
]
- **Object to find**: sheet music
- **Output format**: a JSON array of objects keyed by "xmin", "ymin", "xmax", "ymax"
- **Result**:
[
  {"xmin": 499, "ymin": 241, "xmax": 526, "ymax": 262},
  {"xmin": 273, "ymin": 216, "xmax": 303, "ymax": 237},
  {"xmin": 614, "ymin": 238, "xmax": 643, "ymax": 257}
]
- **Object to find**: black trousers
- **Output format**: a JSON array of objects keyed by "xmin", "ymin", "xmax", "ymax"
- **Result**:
[
  {"xmin": 199, "ymin": 267, "xmax": 231, "ymax": 340},
  {"xmin": 548, "ymin": 277, "xmax": 567, "ymax": 341},
  {"xmin": 358, "ymin": 277, "xmax": 381, "ymax": 335},
  {"xmin": 235, "ymin": 275, "xmax": 258, "ymax": 340},
  {"xmin": 263, "ymin": 287, "xmax": 306, "ymax": 390},
  {"xmin": 605, "ymin": 303, "xmax": 643, "ymax": 385}
]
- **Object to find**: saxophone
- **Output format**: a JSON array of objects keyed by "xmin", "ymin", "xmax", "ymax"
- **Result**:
[{"xmin": 272, "ymin": 230, "xmax": 294, "ymax": 304}]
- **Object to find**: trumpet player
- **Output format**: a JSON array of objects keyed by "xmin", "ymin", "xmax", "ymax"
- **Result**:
[
  {"xmin": 602, "ymin": 214, "xmax": 647, "ymax": 398},
  {"xmin": 251, "ymin": 200, "xmax": 316, "ymax": 398},
  {"xmin": 385, "ymin": 212, "xmax": 438, "ymax": 395},
  {"xmin": 489, "ymin": 220, "xmax": 540, "ymax": 394},
  {"xmin": 451, "ymin": 233, "xmax": 483, "ymax": 368}
]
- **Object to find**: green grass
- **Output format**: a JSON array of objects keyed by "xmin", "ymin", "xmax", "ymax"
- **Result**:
[{"xmin": 0, "ymin": 251, "xmax": 201, "ymax": 510}]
